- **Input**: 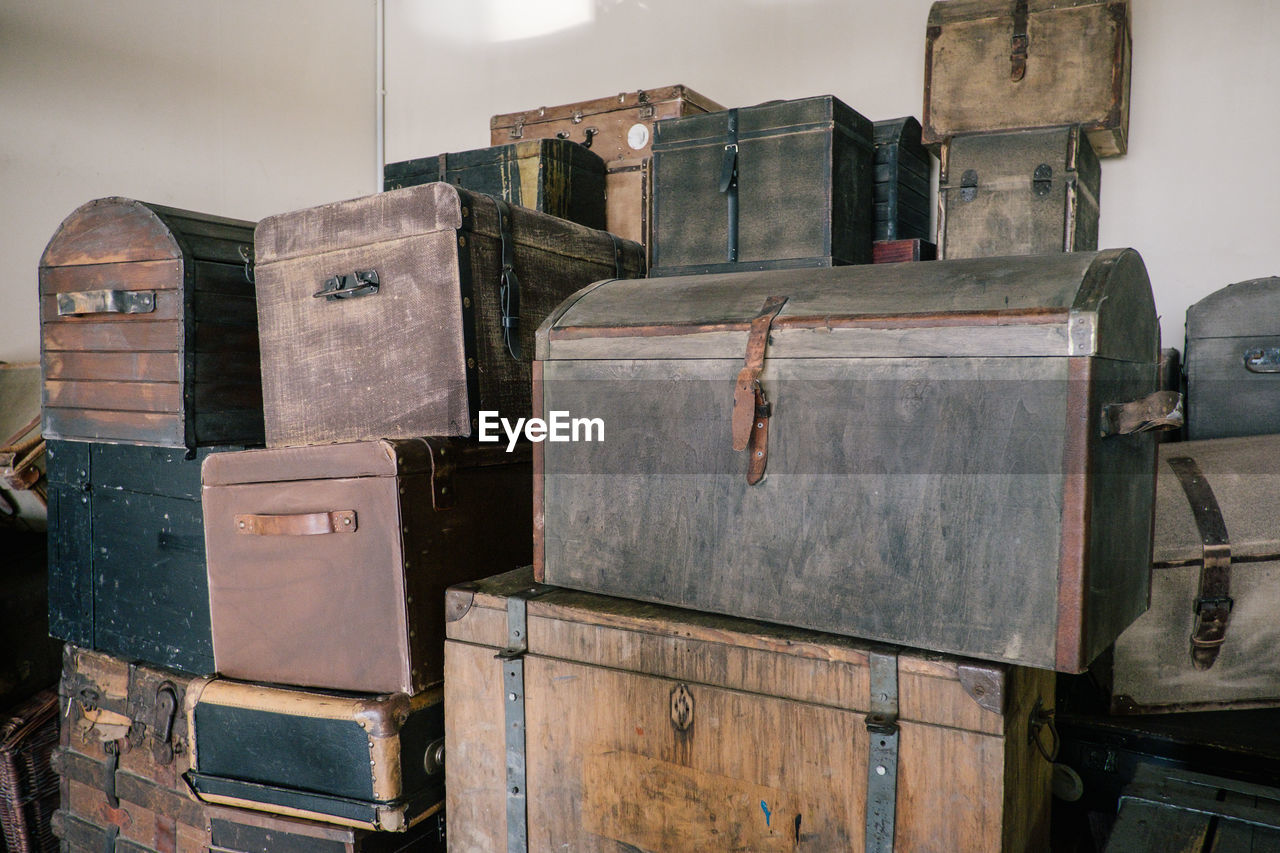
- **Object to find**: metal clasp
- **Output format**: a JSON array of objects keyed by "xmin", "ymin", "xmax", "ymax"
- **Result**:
[
  {"xmin": 1244, "ymin": 346, "xmax": 1280, "ymax": 373},
  {"xmin": 313, "ymin": 270, "xmax": 379, "ymax": 301}
]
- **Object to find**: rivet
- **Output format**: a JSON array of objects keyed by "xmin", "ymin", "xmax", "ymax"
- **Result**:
[
  {"xmin": 756, "ymin": 421, "xmax": 764, "ymax": 429},
  {"xmin": 755, "ymin": 451, "xmax": 763, "ymax": 458},
  {"xmin": 876, "ymin": 765, "xmax": 886, "ymax": 776},
  {"xmin": 238, "ymin": 521, "xmax": 245, "ymax": 528},
  {"xmin": 343, "ymin": 517, "xmax": 351, "ymax": 525},
  {"xmin": 399, "ymin": 487, "xmax": 406, "ymax": 494},
  {"xmin": 508, "ymin": 692, "xmax": 517, "ymax": 702},
  {"xmin": 458, "ymin": 235, "xmax": 467, "ymax": 247},
  {"xmin": 461, "ymin": 206, "xmax": 469, "ymax": 217},
  {"xmin": 467, "ymin": 357, "xmax": 476, "ymax": 369},
  {"xmin": 440, "ymin": 486, "xmax": 448, "ymax": 494},
  {"xmin": 463, "ymin": 297, "xmax": 471, "ymax": 308},
  {"xmin": 403, "ymin": 526, "xmax": 409, "ymax": 533}
]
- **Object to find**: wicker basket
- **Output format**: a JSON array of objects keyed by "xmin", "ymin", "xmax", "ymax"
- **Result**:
[{"xmin": 0, "ymin": 689, "xmax": 59, "ymax": 853}]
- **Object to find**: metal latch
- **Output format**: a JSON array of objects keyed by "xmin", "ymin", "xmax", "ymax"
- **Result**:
[
  {"xmin": 314, "ymin": 270, "xmax": 379, "ymax": 301},
  {"xmin": 1244, "ymin": 346, "xmax": 1280, "ymax": 373},
  {"xmin": 152, "ymin": 682, "xmax": 179, "ymax": 766},
  {"xmin": 865, "ymin": 651, "xmax": 899, "ymax": 853},
  {"xmin": 508, "ymin": 118, "xmax": 524, "ymax": 140}
]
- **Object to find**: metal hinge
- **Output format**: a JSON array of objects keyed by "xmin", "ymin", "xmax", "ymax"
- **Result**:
[
  {"xmin": 497, "ymin": 584, "xmax": 553, "ymax": 853},
  {"xmin": 865, "ymin": 651, "xmax": 899, "ymax": 853}
]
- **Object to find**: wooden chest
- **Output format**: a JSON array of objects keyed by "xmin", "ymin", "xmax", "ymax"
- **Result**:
[
  {"xmin": 923, "ymin": 0, "xmax": 1132, "ymax": 157},
  {"xmin": 254, "ymin": 182, "xmax": 644, "ymax": 447},
  {"xmin": 383, "ymin": 138, "xmax": 606, "ymax": 230},
  {"xmin": 1185, "ymin": 277, "xmax": 1280, "ymax": 440},
  {"xmin": 185, "ymin": 678, "xmax": 443, "ymax": 832},
  {"xmin": 445, "ymin": 569, "xmax": 1054, "ymax": 852},
  {"xmin": 938, "ymin": 125, "xmax": 1100, "ymax": 259},
  {"xmin": 873, "ymin": 117, "xmax": 931, "ymax": 242},
  {"xmin": 0, "ymin": 689, "xmax": 58, "ymax": 853},
  {"xmin": 46, "ymin": 440, "xmax": 239, "ymax": 674},
  {"xmin": 535, "ymin": 249, "xmax": 1173, "ymax": 672},
  {"xmin": 1106, "ymin": 435, "xmax": 1280, "ymax": 714},
  {"xmin": 1105, "ymin": 764, "xmax": 1280, "ymax": 852},
  {"xmin": 54, "ymin": 645, "xmax": 208, "ymax": 853},
  {"xmin": 490, "ymin": 85, "xmax": 724, "ymax": 252},
  {"xmin": 650, "ymin": 95, "xmax": 875, "ymax": 276},
  {"xmin": 205, "ymin": 805, "xmax": 445, "ymax": 853},
  {"xmin": 201, "ymin": 438, "xmax": 530, "ymax": 694},
  {"xmin": 39, "ymin": 197, "xmax": 262, "ymax": 448}
]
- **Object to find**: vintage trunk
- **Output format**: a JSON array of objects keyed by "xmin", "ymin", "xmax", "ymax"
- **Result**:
[
  {"xmin": 0, "ymin": 534, "xmax": 61, "ymax": 712},
  {"xmin": 382, "ymin": 138, "xmax": 606, "ymax": 230},
  {"xmin": 445, "ymin": 569, "xmax": 1055, "ymax": 852},
  {"xmin": 1105, "ymin": 435, "xmax": 1280, "ymax": 714},
  {"xmin": 0, "ymin": 362, "xmax": 47, "ymax": 533},
  {"xmin": 922, "ymin": 0, "xmax": 1132, "ymax": 157},
  {"xmin": 45, "ymin": 440, "xmax": 237, "ymax": 674},
  {"xmin": 1184, "ymin": 277, "xmax": 1280, "ymax": 440},
  {"xmin": 535, "ymin": 249, "xmax": 1172, "ymax": 673},
  {"xmin": 873, "ymin": 117, "xmax": 932, "ymax": 242},
  {"xmin": 1104, "ymin": 764, "xmax": 1280, "ymax": 852},
  {"xmin": 54, "ymin": 645, "xmax": 208, "ymax": 853},
  {"xmin": 872, "ymin": 238, "xmax": 936, "ymax": 264},
  {"xmin": 201, "ymin": 438, "xmax": 531, "ymax": 694},
  {"xmin": 204, "ymin": 805, "xmax": 446, "ymax": 853},
  {"xmin": 650, "ymin": 96, "xmax": 875, "ymax": 276},
  {"xmin": 489, "ymin": 85, "xmax": 724, "ymax": 253},
  {"xmin": 184, "ymin": 679, "xmax": 443, "ymax": 832},
  {"xmin": 0, "ymin": 689, "xmax": 59, "ymax": 853},
  {"xmin": 254, "ymin": 182, "xmax": 644, "ymax": 447},
  {"xmin": 937, "ymin": 126, "xmax": 1100, "ymax": 260},
  {"xmin": 39, "ymin": 197, "xmax": 262, "ymax": 448}
]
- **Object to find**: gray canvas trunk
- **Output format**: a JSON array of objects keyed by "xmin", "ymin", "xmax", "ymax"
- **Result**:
[
  {"xmin": 1107, "ymin": 434, "xmax": 1280, "ymax": 713},
  {"xmin": 534, "ymin": 249, "xmax": 1176, "ymax": 672},
  {"xmin": 1184, "ymin": 277, "xmax": 1280, "ymax": 440},
  {"xmin": 938, "ymin": 126, "xmax": 1100, "ymax": 260},
  {"xmin": 254, "ymin": 182, "xmax": 644, "ymax": 447}
]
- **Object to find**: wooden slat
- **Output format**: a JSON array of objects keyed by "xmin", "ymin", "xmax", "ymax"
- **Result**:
[
  {"xmin": 44, "ymin": 408, "xmax": 183, "ymax": 446},
  {"xmin": 39, "ymin": 259, "xmax": 183, "ymax": 295},
  {"xmin": 193, "ymin": 378, "xmax": 263, "ymax": 411},
  {"xmin": 41, "ymin": 198, "xmax": 180, "ymax": 266},
  {"xmin": 43, "ymin": 351, "xmax": 180, "ymax": 382},
  {"xmin": 193, "ymin": 260, "xmax": 256, "ymax": 296},
  {"xmin": 193, "ymin": 322, "xmax": 260, "ymax": 354},
  {"xmin": 43, "ymin": 320, "xmax": 181, "ymax": 353},
  {"xmin": 45, "ymin": 379, "xmax": 181, "ymax": 413},
  {"xmin": 192, "ymin": 291, "xmax": 259, "ymax": 326}
]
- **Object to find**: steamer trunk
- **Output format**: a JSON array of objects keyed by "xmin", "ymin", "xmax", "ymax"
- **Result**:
[
  {"xmin": 650, "ymin": 96, "xmax": 875, "ymax": 276},
  {"xmin": 1184, "ymin": 277, "xmax": 1280, "ymax": 440},
  {"xmin": 922, "ymin": 0, "xmax": 1132, "ymax": 157},
  {"xmin": 873, "ymin": 117, "xmax": 931, "ymax": 242},
  {"xmin": 382, "ymin": 138, "xmax": 606, "ymax": 230},
  {"xmin": 1105, "ymin": 765, "xmax": 1280, "ymax": 851},
  {"xmin": 535, "ymin": 249, "xmax": 1168, "ymax": 672},
  {"xmin": 938, "ymin": 126, "xmax": 1100, "ymax": 260},
  {"xmin": 489, "ymin": 85, "xmax": 724, "ymax": 252},
  {"xmin": 46, "ymin": 440, "xmax": 238, "ymax": 674},
  {"xmin": 39, "ymin": 197, "xmax": 262, "ymax": 449},
  {"xmin": 254, "ymin": 183, "xmax": 644, "ymax": 447},
  {"xmin": 184, "ymin": 679, "xmax": 443, "ymax": 832},
  {"xmin": 1106, "ymin": 435, "xmax": 1280, "ymax": 714},
  {"xmin": 201, "ymin": 438, "xmax": 531, "ymax": 694},
  {"xmin": 54, "ymin": 645, "xmax": 208, "ymax": 853},
  {"xmin": 445, "ymin": 569, "xmax": 1054, "ymax": 852},
  {"xmin": 204, "ymin": 805, "xmax": 445, "ymax": 853}
]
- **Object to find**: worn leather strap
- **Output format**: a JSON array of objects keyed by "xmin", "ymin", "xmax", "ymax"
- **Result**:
[
  {"xmin": 1010, "ymin": 0, "xmax": 1029, "ymax": 81},
  {"xmin": 719, "ymin": 107, "xmax": 740, "ymax": 263},
  {"xmin": 732, "ymin": 296, "xmax": 788, "ymax": 450},
  {"xmin": 745, "ymin": 391, "xmax": 772, "ymax": 485},
  {"xmin": 234, "ymin": 510, "xmax": 357, "ymax": 536},
  {"xmin": 607, "ymin": 231, "xmax": 624, "ymax": 279},
  {"xmin": 494, "ymin": 198, "xmax": 522, "ymax": 360},
  {"xmin": 1167, "ymin": 455, "xmax": 1233, "ymax": 670}
]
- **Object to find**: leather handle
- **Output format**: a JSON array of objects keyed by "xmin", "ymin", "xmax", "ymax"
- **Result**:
[
  {"xmin": 56, "ymin": 288, "xmax": 155, "ymax": 316},
  {"xmin": 1010, "ymin": 0, "xmax": 1029, "ymax": 81},
  {"xmin": 235, "ymin": 510, "xmax": 357, "ymax": 535},
  {"xmin": 1100, "ymin": 390, "xmax": 1184, "ymax": 437},
  {"xmin": 1167, "ymin": 455, "xmax": 1233, "ymax": 670},
  {"xmin": 731, "ymin": 296, "xmax": 788, "ymax": 450}
]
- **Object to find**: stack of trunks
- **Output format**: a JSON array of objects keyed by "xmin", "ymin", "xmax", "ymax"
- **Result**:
[{"xmin": 36, "ymin": 3, "xmax": 1280, "ymax": 850}]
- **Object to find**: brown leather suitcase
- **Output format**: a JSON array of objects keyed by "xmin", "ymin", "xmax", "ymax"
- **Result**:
[
  {"xmin": 201, "ymin": 438, "xmax": 530, "ymax": 694},
  {"xmin": 490, "ymin": 85, "xmax": 724, "ymax": 256},
  {"xmin": 254, "ymin": 183, "xmax": 644, "ymax": 447},
  {"xmin": 446, "ymin": 569, "xmax": 1055, "ymax": 852},
  {"xmin": 923, "ymin": 0, "xmax": 1132, "ymax": 157},
  {"xmin": 39, "ymin": 197, "xmax": 261, "ymax": 448}
]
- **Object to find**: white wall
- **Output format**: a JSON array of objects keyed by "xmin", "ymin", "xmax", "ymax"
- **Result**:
[
  {"xmin": 0, "ymin": 0, "xmax": 376, "ymax": 362},
  {"xmin": 385, "ymin": 0, "xmax": 1280, "ymax": 352},
  {"xmin": 5, "ymin": 1, "xmax": 1278, "ymax": 362}
]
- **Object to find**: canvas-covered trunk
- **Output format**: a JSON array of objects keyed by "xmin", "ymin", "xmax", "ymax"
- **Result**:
[
  {"xmin": 1107, "ymin": 434, "xmax": 1280, "ymax": 713},
  {"xmin": 184, "ymin": 679, "xmax": 444, "ymax": 832},
  {"xmin": 535, "ymin": 249, "xmax": 1174, "ymax": 672},
  {"xmin": 1184, "ymin": 277, "xmax": 1280, "ymax": 440},
  {"xmin": 649, "ymin": 96, "xmax": 875, "ymax": 276},
  {"xmin": 445, "ymin": 569, "xmax": 1055, "ymax": 851},
  {"xmin": 39, "ymin": 197, "xmax": 262, "ymax": 448},
  {"xmin": 923, "ymin": 0, "xmax": 1132, "ymax": 157},
  {"xmin": 873, "ymin": 117, "xmax": 931, "ymax": 242},
  {"xmin": 46, "ymin": 440, "xmax": 239, "ymax": 674},
  {"xmin": 382, "ymin": 138, "xmax": 606, "ymax": 231},
  {"xmin": 489, "ymin": 85, "xmax": 724, "ymax": 254},
  {"xmin": 254, "ymin": 182, "xmax": 644, "ymax": 447},
  {"xmin": 201, "ymin": 438, "xmax": 531, "ymax": 694},
  {"xmin": 938, "ymin": 125, "xmax": 1100, "ymax": 259}
]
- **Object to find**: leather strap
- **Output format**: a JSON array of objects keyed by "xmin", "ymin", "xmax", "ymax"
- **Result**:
[
  {"xmin": 1010, "ymin": 0, "xmax": 1029, "ymax": 81},
  {"xmin": 719, "ymin": 108, "xmax": 740, "ymax": 263},
  {"xmin": 494, "ymin": 198, "xmax": 521, "ymax": 360},
  {"xmin": 745, "ymin": 390, "xmax": 772, "ymax": 485},
  {"xmin": 732, "ymin": 296, "xmax": 788, "ymax": 485},
  {"xmin": 234, "ymin": 510, "xmax": 357, "ymax": 536},
  {"xmin": 607, "ymin": 231, "xmax": 624, "ymax": 279},
  {"xmin": 1167, "ymin": 456, "xmax": 1233, "ymax": 670}
]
